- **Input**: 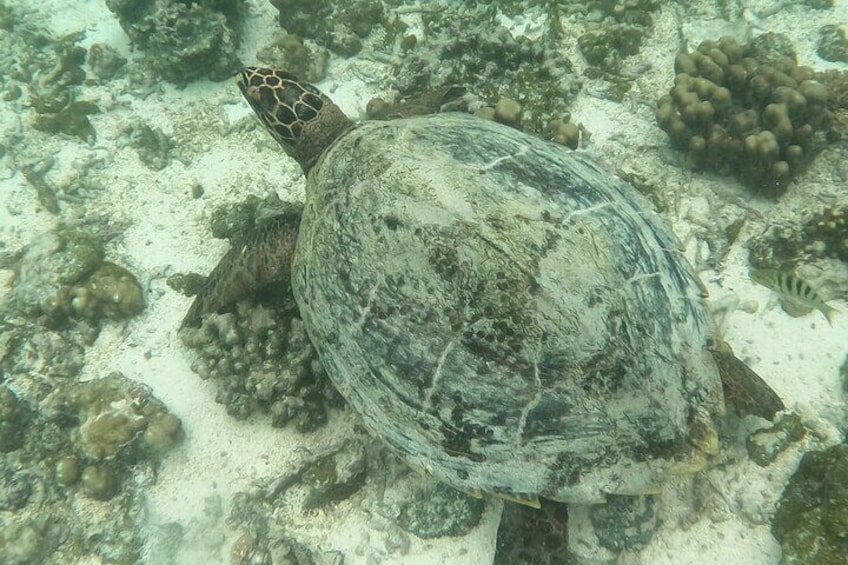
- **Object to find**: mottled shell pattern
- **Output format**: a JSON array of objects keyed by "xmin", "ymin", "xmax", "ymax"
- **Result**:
[{"xmin": 242, "ymin": 69, "xmax": 726, "ymax": 504}]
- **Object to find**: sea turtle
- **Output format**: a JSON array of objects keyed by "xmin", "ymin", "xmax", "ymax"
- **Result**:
[{"xmin": 183, "ymin": 67, "xmax": 783, "ymax": 505}]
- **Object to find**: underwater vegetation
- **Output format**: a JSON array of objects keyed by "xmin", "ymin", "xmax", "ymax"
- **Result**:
[{"xmin": 656, "ymin": 34, "xmax": 837, "ymax": 196}]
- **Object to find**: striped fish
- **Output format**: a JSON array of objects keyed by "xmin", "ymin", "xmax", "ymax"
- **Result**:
[{"xmin": 750, "ymin": 268, "xmax": 838, "ymax": 326}]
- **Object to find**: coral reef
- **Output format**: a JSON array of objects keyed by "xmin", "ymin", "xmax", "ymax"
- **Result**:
[
  {"xmin": 841, "ymin": 353, "xmax": 848, "ymax": 392},
  {"xmin": 817, "ymin": 24, "xmax": 848, "ymax": 63},
  {"xmin": 748, "ymin": 204, "xmax": 848, "ymax": 268},
  {"xmin": 544, "ymin": 113, "xmax": 582, "ymax": 149},
  {"xmin": 391, "ymin": 3, "xmax": 580, "ymax": 133},
  {"xmin": 10, "ymin": 228, "xmax": 104, "ymax": 315},
  {"xmin": 0, "ymin": 373, "xmax": 181, "ymax": 563},
  {"xmin": 0, "ymin": 222, "xmax": 156, "ymax": 564},
  {"xmin": 180, "ymin": 302, "xmax": 339, "ymax": 429},
  {"xmin": 8, "ymin": 227, "xmax": 144, "ymax": 322},
  {"xmin": 121, "ymin": 122, "xmax": 173, "ymax": 171},
  {"xmin": 68, "ymin": 262, "xmax": 145, "ymax": 320},
  {"xmin": 0, "ymin": 387, "xmax": 29, "ymax": 453},
  {"xmin": 577, "ymin": 0, "xmax": 658, "ymax": 74},
  {"xmin": 20, "ymin": 32, "xmax": 101, "ymax": 143},
  {"xmin": 492, "ymin": 96, "xmax": 523, "ymax": 129},
  {"xmin": 495, "ymin": 500, "xmax": 569, "ymax": 565},
  {"xmin": 268, "ymin": 0, "xmax": 384, "ymax": 56},
  {"xmin": 224, "ymin": 438, "xmax": 487, "ymax": 563},
  {"xmin": 366, "ymin": 85, "xmax": 468, "ymax": 120},
  {"xmin": 254, "ymin": 33, "xmax": 330, "ymax": 84},
  {"xmin": 392, "ymin": 482, "xmax": 486, "ymax": 539},
  {"xmin": 300, "ymin": 440, "xmax": 368, "ymax": 509},
  {"xmin": 104, "ymin": 0, "xmax": 242, "ymax": 86},
  {"xmin": 772, "ymin": 444, "xmax": 848, "ymax": 564},
  {"xmin": 578, "ymin": 23, "xmax": 645, "ymax": 72},
  {"xmin": 44, "ymin": 372, "xmax": 183, "ymax": 481},
  {"xmin": 18, "ymin": 157, "xmax": 59, "ymax": 214},
  {"xmin": 0, "ymin": 16, "xmax": 118, "ymax": 217},
  {"xmin": 259, "ymin": 3, "xmax": 580, "ymax": 135},
  {"xmin": 87, "ymin": 43, "xmax": 127, "ymax": 82},
  {"xmin": 31, "ymin": 100, "xmax": 100, "ymax": 142},
  {"xmin": 0, "ymin": 226, "xmax": 145, "ymax": 414},
  {"xmin": 0, "ymin": 317, "xmax": 90, "ymax": 389},
  {"xmin": 656, "ymin": 35, "xmax": 836, "ymax": 196},
  {"xmin": 800, "ymin": 206, "xmax": 848, "ymax": 263},
  {"xmin": 588, "ymin": 495, "xmax": 657, "ymax": 553},
  {"xmin": 25, "ymin": 34, "xmax": 87, "ymax": 113},
  {"xmin": 745, "ymin": 413, "xmax": 806, "ymax": 467},
  {"xmin": 480, "ymin": 102, "xmax": 581, "ymax": 148},
  {"xmin": 177, "ymin": 195, "xmax": 339, "ymax": 428},
  {"xmin": 744, "ymin": 204, "xmax": 847, "ymax": 324}
]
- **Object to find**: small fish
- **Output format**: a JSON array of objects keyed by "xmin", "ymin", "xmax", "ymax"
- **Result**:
[{"xmin": 750, "ymin": 268, "xmax": 838, "ymax": 326}]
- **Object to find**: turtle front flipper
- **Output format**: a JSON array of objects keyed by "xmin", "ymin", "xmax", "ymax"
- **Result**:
[
  {"xmin": 710, "ymin": 339, "xmax": 785, "ymax": 421},
  {"xmin": 181, "ymin": 212, "xmax": 300, "ymax": 329}
]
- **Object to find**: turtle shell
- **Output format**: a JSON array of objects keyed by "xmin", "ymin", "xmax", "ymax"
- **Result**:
[{"xmin": 292, "ymin": 112, "xmax": 725, "ymax": 503}]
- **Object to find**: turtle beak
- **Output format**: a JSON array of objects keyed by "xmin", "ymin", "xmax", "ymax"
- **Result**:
[
  {"xmin": 235, "ymin": 68, "xmax": 255, "ymax": 104},
  {"xmin": 236, "ymin": 68, "xmax": 273, "ymax": 123}
]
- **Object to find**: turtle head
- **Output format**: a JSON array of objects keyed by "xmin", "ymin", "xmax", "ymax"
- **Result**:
[{"xmin": 237, "ymin": 67, "xmax": 354, "ymax": 173}]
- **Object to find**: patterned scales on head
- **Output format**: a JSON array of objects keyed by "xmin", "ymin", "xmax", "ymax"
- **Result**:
[{"xmin": 184, "ymin": 67, "xmax": 784, "ymax": 506}]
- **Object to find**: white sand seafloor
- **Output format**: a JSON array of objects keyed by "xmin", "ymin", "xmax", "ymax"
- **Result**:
[{"xmin": 1, "ymin": 1, "xmax": 848, "ymax": 564}]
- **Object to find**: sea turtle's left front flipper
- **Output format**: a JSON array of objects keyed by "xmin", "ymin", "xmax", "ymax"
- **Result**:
[{"xmin": 181, "ymin": 209, "xmax": 301, "ymax": 329}]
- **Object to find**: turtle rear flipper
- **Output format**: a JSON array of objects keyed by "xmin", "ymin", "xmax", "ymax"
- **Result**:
[{"xmin": 710, "ymin": 340, "xmax": 785, "ymax": 421}]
